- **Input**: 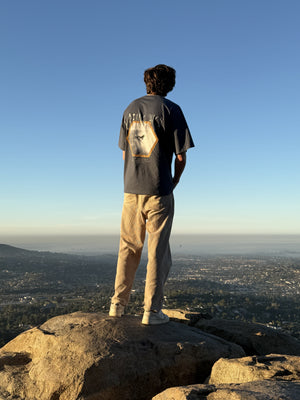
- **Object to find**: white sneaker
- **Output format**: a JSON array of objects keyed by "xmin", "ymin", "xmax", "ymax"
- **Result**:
[
  {"xmin": 142, "ymin": 310, "xmax": 169, "ymax": 325},
  {"xmin": 109, "ymin": 303, "xmax": 125, "ymax": 317}
]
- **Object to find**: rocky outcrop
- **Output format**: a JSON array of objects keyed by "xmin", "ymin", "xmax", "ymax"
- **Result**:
[
  {"xmin": 153, "ymin": 353, "xmax": 300, "ymax": 399},
  {"xmin": 209, "ymin": 354, "xmax": 300, "ymax": 384},
  {"xmin": 195, "ymin": 318, "xmax": 300, "ymax": 356},
  {"xmin": 0, "ymin": 312, "xmax": 244, "ymax": 400},
  {"xmin": 152, "ymin": 314, "xmax": 300, "ymax": 399},
  {"xmin": 152, "ymin": 381, "xmax": 300, "ymax": 400},
  {"xmin": 1, "ymin": 310, "xmax": 299, "ymax": 400}
]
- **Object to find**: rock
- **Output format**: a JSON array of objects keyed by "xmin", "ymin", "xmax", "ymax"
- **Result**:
[
  {"xmin": 195, "ymin": 318, "xmax": 300, "ymax": 356},
  {"xmin": 152, "ymin": 381, "xmax": 300, "ymax": 400},
  {"xmin": 0, "ymin": 312, "xmax": 245, "ymax": 400},
  {"xmin": 162, "ymin": 308, "xmax": 211, "ymax": 325},
  {"xmin": 209, "ymin": 354, "xmax": 300, "ymax": 384}
]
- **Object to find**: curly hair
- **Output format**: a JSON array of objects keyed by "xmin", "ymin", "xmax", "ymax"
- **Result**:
[{"xmin": 144, "ymin": 64, "xmax": 176, "ymax": 96}]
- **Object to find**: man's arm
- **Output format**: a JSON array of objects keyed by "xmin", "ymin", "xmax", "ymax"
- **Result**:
[{"xmin": 173, "ymin": 152, "xmax": 186, "ymax": 188}]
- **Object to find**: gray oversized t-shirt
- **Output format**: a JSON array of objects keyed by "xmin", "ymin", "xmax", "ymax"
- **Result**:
[{"xmin": 119, "ymin": 95, "xmax": 194, "ymax": 196}]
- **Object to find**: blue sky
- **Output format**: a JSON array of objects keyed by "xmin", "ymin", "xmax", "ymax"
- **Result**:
[{"xmin": 1, "ymin": 0, "xmax": 299, "ymax": 236}]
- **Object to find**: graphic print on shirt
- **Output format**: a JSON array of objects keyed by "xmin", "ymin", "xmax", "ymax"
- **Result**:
[{"xmin": 127, "ymin": 121, "xmax": 158, "ymax": 158}]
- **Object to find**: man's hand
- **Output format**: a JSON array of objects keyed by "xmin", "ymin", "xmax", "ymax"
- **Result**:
[{"xmin": 173, "ymin": 152, "xmax": 186, "ymax": 189}]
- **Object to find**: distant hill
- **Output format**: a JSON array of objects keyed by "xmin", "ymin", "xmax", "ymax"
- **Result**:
[
  {"xmin": 0, "ymin": 244, "xmax": 34, "ymax": 257},
  {"xmin": 0, "ymin": 243, "xmax": 119, "ymax": 287}
]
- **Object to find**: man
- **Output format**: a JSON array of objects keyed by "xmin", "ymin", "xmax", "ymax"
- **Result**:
[{"xmin": 109, "ymin": 64, "xmax": 194, "ymax": 325}]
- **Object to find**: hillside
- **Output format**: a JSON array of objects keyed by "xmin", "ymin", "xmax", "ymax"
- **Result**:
[
  {"xmin": 0, "ymin": 243, "xmax": 117, "ymax": 282},
  {"xmin": 0, "ymin": 244, "xmax": 33, "ymax": 257}
]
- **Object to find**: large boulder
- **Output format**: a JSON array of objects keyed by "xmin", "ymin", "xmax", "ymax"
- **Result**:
[
  {"xmin": 209, "ymin": 354, "xmax": 300, "ymax": 384},
  {"xmin": 153, "ymin": 381, "xmax": 300, "ymax": 400},
  {"xmin": 195, "ymin": 318, "xmax": 300, "ymax": 356},
  {"xmin": 0, "ymin": 312, "xmax": 244, "ymax": 400}
]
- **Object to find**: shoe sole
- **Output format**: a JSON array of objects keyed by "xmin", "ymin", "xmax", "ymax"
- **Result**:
[{"xmin": 109, "ymin": 312, "xmax": 123, "ymax": 317}]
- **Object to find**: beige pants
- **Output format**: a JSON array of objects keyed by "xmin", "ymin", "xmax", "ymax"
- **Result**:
[{"xmin": 111, "ymin": 192, "xmax": 174, "ymax": 312}]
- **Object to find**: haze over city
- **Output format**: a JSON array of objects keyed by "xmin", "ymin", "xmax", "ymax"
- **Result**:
[{"xmin": 1, "ymin": 1, "xmax": 300, "ymax": 240}]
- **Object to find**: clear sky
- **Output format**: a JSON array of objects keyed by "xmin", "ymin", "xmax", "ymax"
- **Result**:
[{"xmin": 1, "ymin": 0, "xmax": 299, "ymax": 236}]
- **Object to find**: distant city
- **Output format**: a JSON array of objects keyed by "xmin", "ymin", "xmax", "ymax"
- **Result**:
[{"xmin": 0, "ymin": 237, "xmax": 299, "ymax": 348}]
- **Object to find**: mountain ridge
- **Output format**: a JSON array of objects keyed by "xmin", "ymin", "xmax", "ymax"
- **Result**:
[{"xmin": 0, "ymin": 244, "xmax": 34, "ymax": 257}]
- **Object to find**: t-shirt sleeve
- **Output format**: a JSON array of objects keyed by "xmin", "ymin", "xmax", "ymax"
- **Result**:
[
  {"xmin": 171, "ymin": 106, "xmax": 195, "ymax": 154},
  {"xmin": 118, "ymin": 116, "xmax": 127, "ymax": 150}
]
